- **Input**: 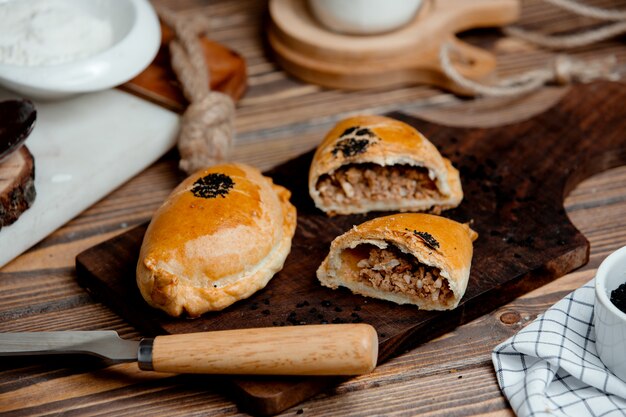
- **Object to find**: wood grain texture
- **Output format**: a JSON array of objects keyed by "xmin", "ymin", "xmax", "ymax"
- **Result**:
[
  {"xmin": 268, "ymin": 0, "xmax": 519, "ymax": 94},
  {"xmin": 0, "ymin": 146, "xmax": 35, "ymax": 230},
  {"xmin": 1, "ymin": 163, "xmax": 625, "ymax": 417},
  {"xmin": 75, "ymin": 81, "xmax": 626, "ymax": 414},
  {"xmin": 149, "ymin": 324, "xmax": 377, "ymax": 376},
  {"xmin": 2, "ymin": 0, "xmax": 626, "ymax": 415}
]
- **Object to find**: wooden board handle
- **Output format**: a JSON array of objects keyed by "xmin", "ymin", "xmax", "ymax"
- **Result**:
[
  {"xmin": 443, "ymin": 36, "xmax": 496, "ymax": 79},
  {"xmin": 140, "ymin": 324, "xmax": 378, "ymax": 376}
]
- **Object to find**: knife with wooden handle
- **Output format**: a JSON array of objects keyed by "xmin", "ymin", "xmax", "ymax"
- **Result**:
[{"xmin": 0, "ymin": 324, "xmax": 378, "ymax": 376}]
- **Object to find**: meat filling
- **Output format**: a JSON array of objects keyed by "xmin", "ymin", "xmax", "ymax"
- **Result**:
[
  {"xmin": 316, "ymin": 163, "xmax": 441, "ymax": 207},
  {"xmin": 355, "ymin": 245, "xmax": 453, "ymax": 304}
]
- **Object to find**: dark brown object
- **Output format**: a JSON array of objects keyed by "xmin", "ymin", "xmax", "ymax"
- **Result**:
[
  {"xmin": 120, "ymin": 21, "xmax": 247, "ymax": 112},
  {"xmin": 76, "ymin": 82, "xmax": 626, "ymax": 415},
  {"xmin": 0, "ymin": 146, "xmax": 36, "ymax": 230},
  {"xmin": 0, "ymin": 100, "xmax": 36, "ymax": 163},
  {"xmin": 610, "ymin": 283, "xmax": 626, "ymax": 313}
]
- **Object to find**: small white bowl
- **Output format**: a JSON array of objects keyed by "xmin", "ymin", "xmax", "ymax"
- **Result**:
[
  {"xmin": 308, "ymin": 0, "xmax": 423, "ymax": 35},
  {"xmin": 594, "ymin": 245, "xmax": 626, "ymax": 381},
  {"xmin": 0, "ymin": 0, "xmax": 160, "ymax": 100}
]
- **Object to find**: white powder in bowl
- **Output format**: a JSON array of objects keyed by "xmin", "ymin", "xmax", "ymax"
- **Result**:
[{"xmin": 0, "ymin": 0, "xmax": 114, "ymax": 66}]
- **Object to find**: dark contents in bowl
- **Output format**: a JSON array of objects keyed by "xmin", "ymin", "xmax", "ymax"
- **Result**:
[{"xmin": 610, "ymin": 282, "xmax": 626, "ymax": 314}]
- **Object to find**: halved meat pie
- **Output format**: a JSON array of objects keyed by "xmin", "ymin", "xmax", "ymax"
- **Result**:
[
  {"xmin": 316, "ymin": 214, "xmax": 477, "ymax": 310},
  {"xmin": 309, "ymin": 115, "xmax": 462, "ymax": 215}
]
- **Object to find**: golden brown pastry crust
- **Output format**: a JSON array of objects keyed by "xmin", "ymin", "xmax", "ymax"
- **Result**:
[
  {"xmin": 316, "ymin": 213, "xmax": 477, "ymax": 310},
  {"xmin": 137, "ymin": 163, "xmax": 297, "ymax": 317},
  {"xmin": 308, "ymin": 115, "xmax": 463, "ymax": 215}
]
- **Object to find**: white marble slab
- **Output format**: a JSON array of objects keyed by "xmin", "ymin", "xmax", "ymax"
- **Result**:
[{"xmin": 0, "ymin": 88, "xmax": 179, "ymax": 268}]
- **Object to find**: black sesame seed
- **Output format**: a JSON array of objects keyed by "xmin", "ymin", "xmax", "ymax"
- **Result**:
[
  {"xmin": 353, "ymin": 305, "xmax": 361, "ymax": 311},
  {"xmin": 355, "ymin": 128, "xmax": 372, "ymax": 136},
  {"xmin": 406, "ymin": 229, "xmax": 440, "ymax": 249},
  {"xmin": 296, "ymin": 302, "xmax": 306, "ymax": 308},
  {"xmin": 334, "ymin": 306, "xmax": 343, "ymax": 312},
  {"xmin": 331, "ymin": 137, "xmax": 371, "ymax": 158},
  {"xmin": 309, "ymin": 308, "xmax": 318, "ymax": 314},
  {"xmin": 288, "ymin": 311, "xmax": 296, "ymax": 318},
  {"xmin": 191, "ymin": 173, "xmax": 234, "ymax": 199},
  {"xmin": 321, "ymin": 300, "xmax": 332, "ymax": 307},
  {"xmin": 341, "ymin": 126, "xmax": 357, "ymax": 136},
  {"xmin": 262, "ymin": 309, "xmax": 270, "ymax": 316},
  {"xmin": 263, "ymin": 298, "xmax": 270, "ymax": 305}
]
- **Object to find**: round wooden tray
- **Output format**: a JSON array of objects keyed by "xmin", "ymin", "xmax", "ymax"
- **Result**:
[{"xmin": 268, "ymin": 0, "xmax": 519, "ymax": 94}]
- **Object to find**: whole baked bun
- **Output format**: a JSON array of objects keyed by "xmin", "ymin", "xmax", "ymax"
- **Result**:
[
  {"xmin": 317, "ymin": 213, "xmax": 477, "ymax": 310},
  {"xmin": 137, "ymin": 163, "xmax": 297, "ymax": 317},
  {"xmin": 308, "ymin": 115, "xmax": 462, "ymax": 215}
]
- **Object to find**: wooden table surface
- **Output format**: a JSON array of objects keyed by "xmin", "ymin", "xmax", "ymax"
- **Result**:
[{"xmin": 2, "ymin": 0, "xmax": 626, "ymax": 415}]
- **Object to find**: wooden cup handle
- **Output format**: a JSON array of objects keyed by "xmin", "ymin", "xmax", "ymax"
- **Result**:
[{"xmin": 139, "ymin": 324, "xmax": 378, "ymax": 376}]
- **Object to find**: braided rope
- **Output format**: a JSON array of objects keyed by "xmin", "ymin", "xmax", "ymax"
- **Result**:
[
  {"xmin": 541, "ymin": 0, "xmax": 626, "ymax": 21},
  {"xmin": 156, "ymin": 6, "xmax": 235, "ymax": 174},
  {"xmin": 442, "ymin": 0, "xmax": 625, "ymax": 96},
  {"xmin": 441, "ymin": 43, "xmax": 618, "ymax": 97},
  {"xmin": 503, "ymin": 21, "xmax": 626, "ymax": 50}
]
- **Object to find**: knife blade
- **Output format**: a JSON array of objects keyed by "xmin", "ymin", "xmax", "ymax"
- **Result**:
[
  {"xmin": 0, "ymin": 330, "xmax": 139, "ymax": 361},
  {"xmin": 0, "ymin": 324, "xmax": 378, "ymax": 376}
]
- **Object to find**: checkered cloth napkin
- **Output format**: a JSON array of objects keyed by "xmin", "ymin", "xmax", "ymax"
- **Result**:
[{"xmin": 492, "ymin": 279, "xmax": 626, "ymax": 417}]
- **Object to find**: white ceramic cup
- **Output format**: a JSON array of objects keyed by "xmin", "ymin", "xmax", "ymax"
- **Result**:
[
  {"xmin": 308, "ymin": 0, "xmax": 423, "ymax": 35},
  {"xmin": 594, "ymin": 245, "xmax": 626, "ymax": 381}
]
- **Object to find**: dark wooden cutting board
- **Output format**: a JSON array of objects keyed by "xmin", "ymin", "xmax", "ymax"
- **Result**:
[{"xmin": 76, "ymin": 82, "xmax": 626, "ymax": 416}]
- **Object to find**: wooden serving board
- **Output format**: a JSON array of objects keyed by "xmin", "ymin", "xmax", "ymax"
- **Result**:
[
  {"xmin": 268, "ymin": 0, "xmax": 519, "ymax": 94},
  {"xmin": 76, "ymin": 82, "xmax": 626, "ymax": 415}
]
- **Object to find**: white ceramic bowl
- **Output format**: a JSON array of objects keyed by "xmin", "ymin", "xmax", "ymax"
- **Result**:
[
  {"xmin": 308, "ymin": 0, "xmax": 423, "ymax": 35},
  {"xmin": 0, "ymin": 0, "xmax": 160, "ymax": 100},
  {"xmin": 594, "ymin": 245, "xmax": 626, "ymax": 381}
]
